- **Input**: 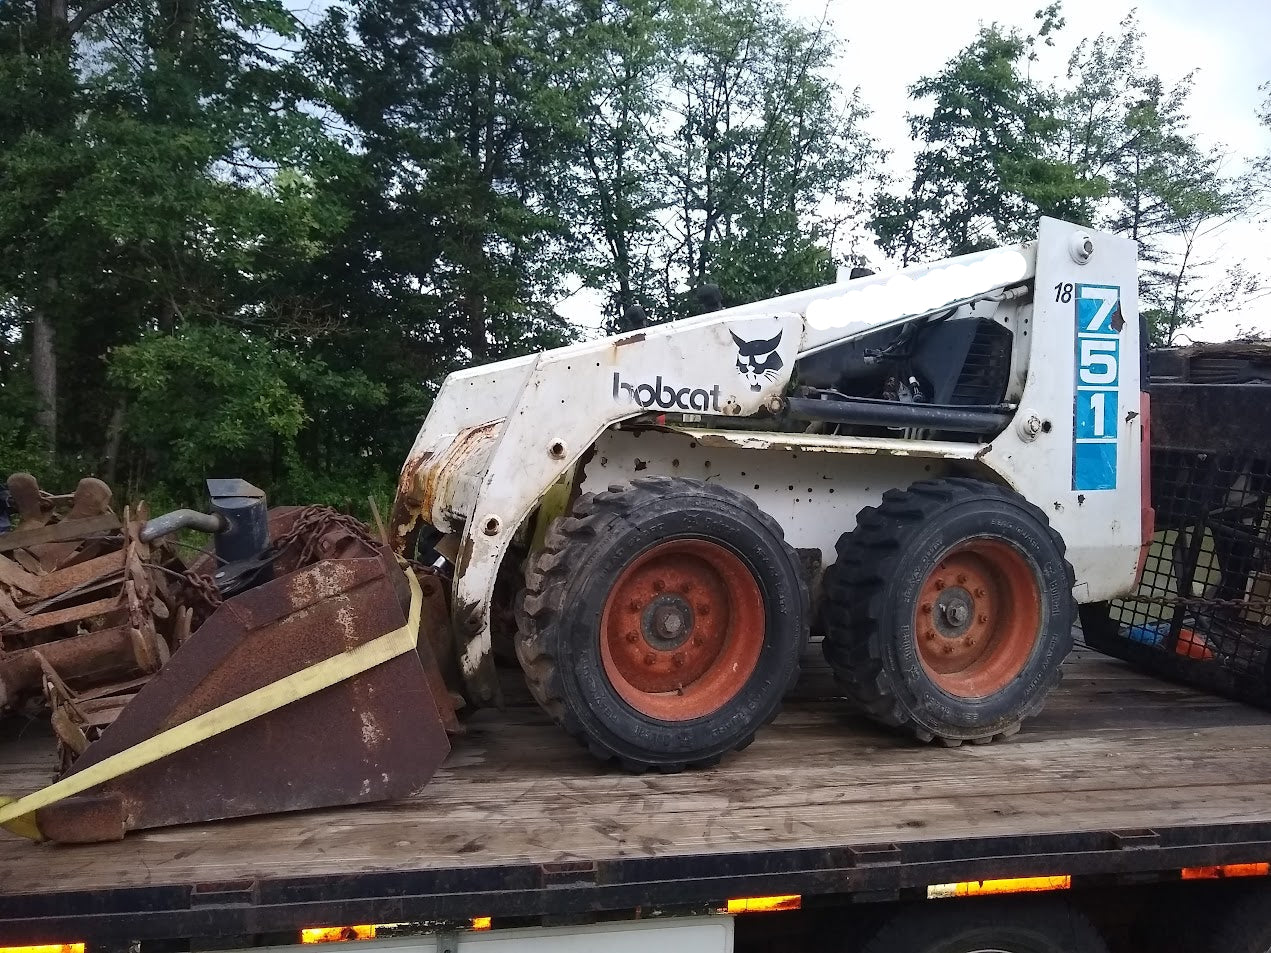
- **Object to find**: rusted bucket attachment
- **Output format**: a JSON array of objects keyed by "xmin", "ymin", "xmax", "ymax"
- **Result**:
[{"xmin": 0, "ymin": 505, "xmax": 454, "ymax": 844}]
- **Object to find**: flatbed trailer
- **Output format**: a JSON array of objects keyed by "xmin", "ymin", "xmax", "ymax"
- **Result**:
[{"xmin": 4, "ymin": 645, "xmax": 1271, "ymax": 951}]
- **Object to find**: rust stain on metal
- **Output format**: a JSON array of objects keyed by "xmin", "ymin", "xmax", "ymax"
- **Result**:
[
  {"xmin": 0, "ymin": 626, "xmax": 139, "ymax": 709},
  {"xmin": 390, "ymin": 449, "xmax": 434, "ymax": 552},
  {"xmin": 1, "ymin": 479, "xmax": 188, "ymax": 760},
  {"xmin": 34, "ymin": 549, "xmax": 127, "ymax": 600},
  {"xmin": 975, "ymin": 443, "xmax": 993, "ymax": 460},
  {"xmin": 285, "ymin": 560, "xmax": 358, "ymax": 609},
  {"xmin": 457, "ymin": 533, "xmax": 475, "ymax": 572},
  {"xmin": 390, "ymin": 421, "xmax": 502, "ymax": 553},
  {"xmin": 0, "ymin": 593, "xmax": 123, "ymax": 636},
  {"xmin": 426, "ymin": 422, "xmax": 501, "ymax": 521},
  {"xmin": 614, "ymin": 332, "xmax": 646, "ymax": 347}
]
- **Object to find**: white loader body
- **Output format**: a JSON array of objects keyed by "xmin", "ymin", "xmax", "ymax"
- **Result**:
[{"xmin": 393, "ymin": 218, "xmax": 1146, "ymax": 704}]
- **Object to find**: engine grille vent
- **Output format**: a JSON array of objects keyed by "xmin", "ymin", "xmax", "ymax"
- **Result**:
[{"xmin": 950, "ymin": 321, "xmax": 1012, "ymax": 406}]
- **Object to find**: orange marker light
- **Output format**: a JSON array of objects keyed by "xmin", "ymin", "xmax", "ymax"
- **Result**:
[
  {"xmin": 300, "ymin": 926, "xmax": 377, "ymax": 944},
  {"xmin": 471, "ymin": 917, "xmax": 492, "ymax": 931},
  {"xmin": 1182, "ymin": 863, "xmax": 1270, "ymax": 880},
  {"xmin": 927, "ymin": 876, "xmax": 1072, "ymax": 899},
  {"xmin": 0, "ymin": 946, "xmax": 85, "ymax": 953},
  {"xmin": 726, "ymin": 894, "xmax": 802, "ymax": 913}
]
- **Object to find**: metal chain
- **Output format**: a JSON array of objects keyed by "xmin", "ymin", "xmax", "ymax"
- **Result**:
[
  {"xmin": 180, "ymin": 570, "xmax": 224, "ymax": 616},
  {"xmin": 273, "ymin": 505, "xmax": 378, "ymax": 567}
]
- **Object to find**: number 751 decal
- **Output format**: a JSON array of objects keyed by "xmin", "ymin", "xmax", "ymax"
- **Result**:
[{"xmin": 1072, "ymin": 284, "xmax": 1120, "ymax": 491}]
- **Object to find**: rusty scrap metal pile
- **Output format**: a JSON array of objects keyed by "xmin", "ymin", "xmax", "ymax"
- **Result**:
[
  {"xmin": 0, "ymin": 475, "xmax": 456, "ymax": 843},
  {"xmin": 0, "ymin": 473, "xmax": 188, "ymax": 768},
  {"xmin": 0, "ymin": 476, "xmax": 432, "ymax": 767}
]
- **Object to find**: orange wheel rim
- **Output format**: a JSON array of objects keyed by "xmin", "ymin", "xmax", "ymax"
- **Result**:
[
  {"xmin": 599, "ymin": 539, "xmax": 765, "ymax": 721},
  {"xmin": 914, "ymin": 538, "xmax": 1041, "ymax": 698}
]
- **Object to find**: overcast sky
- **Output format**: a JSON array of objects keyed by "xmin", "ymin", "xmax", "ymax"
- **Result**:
[
  {"xmin": 563, "ymin": 0, "xmax": 1270, "ymax": 341},
  {"xmin": 792, "ymin": 0, "xmax": 1269, "ymax": 172}
]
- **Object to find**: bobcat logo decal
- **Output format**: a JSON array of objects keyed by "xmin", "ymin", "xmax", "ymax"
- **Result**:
[{"xmin": 730, "ymin": 329, "xmax": 784, "ymax": 392}]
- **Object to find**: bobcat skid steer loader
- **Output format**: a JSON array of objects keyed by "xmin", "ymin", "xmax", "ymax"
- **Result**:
[{"xmin": 393, "ymin": 217, "xmax": 1151, "ymax": 771}]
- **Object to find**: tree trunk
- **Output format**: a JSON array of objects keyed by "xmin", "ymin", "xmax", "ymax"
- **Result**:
[
  {"xmin": 466, "ymin": 294, "xmax": 487, "ymax": 362},
  {"xmin": 31, "ymin": 306, "xmax": 57, "ymax": 450},
  {"xmin": 37, "ymin": 0, "xmax": 69, "ymax": 43},
  {"xmin": 162, "ymin": 0, "xmax": 197, "ymax": 52},
  {"xmin": 102, "ymin": 400, "xmax": 127, "ymax": 486},
  {"xmin": 158, "ymin": 296, "xmax": 177, "ymax": 333},
  {"xmin": 28, "ymin": 0, "xmax": 72, "ymax": 451}
]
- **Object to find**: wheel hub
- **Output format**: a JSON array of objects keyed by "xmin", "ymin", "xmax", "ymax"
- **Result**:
[
  {"xmin": 914, "ymin": 539, "xmax": 1042, "ymax": 698},
  {"xmin": 641, "ymin": 594, "xmax": 695, "ymax": 650},
  {"xmin": 934, "ymin": 588, "xmax": 973, "ymax": 635}
]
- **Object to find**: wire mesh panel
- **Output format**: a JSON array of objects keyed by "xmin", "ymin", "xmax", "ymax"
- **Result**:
[{"xmin": 1082, "ymin": 381, "xmax": 1271, "ymax": 706}]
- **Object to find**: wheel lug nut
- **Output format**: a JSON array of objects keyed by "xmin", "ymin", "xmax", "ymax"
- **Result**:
[
  {"xmin": 978, "ymin": 614, "xmax": 989, "ymax": 624},
  {"xmin": 681, "ymin": 582, "xmax": 693, "ymax": 594},
  {"xmin": 628, "ymin": 600, "xmax": 640, "ymax": 612},
  {"xmin": 644, "ymin": 653, "xmax": 656, "ymax": 666},
  {"xmin": 963, "ymin": 637, "xmax": 974, "ymax": 647},
  {"xmin": 921, "ymin": 603, "xmax": 932, "ymax": 615},
  {"xmin": 942, "ymin": 644, "xmax": 954, "ymax": 654},
  {"xmin": 625, "ymin": 631, "xmax": 638, "ymax": 643},
  {"xmin": 956, "ymin": 573, "xmax": 967, "ymax": 584},
  {"xmin": 653, "ymin": 579, "xmax": 665, "ymax": 592},
  {"xmin": 934, "ymin": 579, "xmax": 946, "ymax": 591},
  {"xmin": 697, "ymin": 603, "xmax": 710, "ymax": 616},
  {"xmin": 973, "ymin": 588, "xmax": 985, "ymax": 598},
  {"xmin": 925, "ymin": 631, "xmax": 937, "ymax": 642},
  {"xmin": 673, "ymin": 653, "xmax": 685, "ymax": 668}
]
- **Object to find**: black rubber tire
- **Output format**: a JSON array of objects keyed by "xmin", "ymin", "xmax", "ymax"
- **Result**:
[
  {"xmin": 515, "ymin": 476, "xmax": 808, "ymax": 772},
  {"xmin": 1203, "ymin": 886, "xmax": 1271, "ymax": 953},
  {"xmin": 859, "ymin": 898, "xmax": 1107, "ymax": 953},
  {"xmin": 822, "ymin": 477, "xmax": 1075, "ymax": 745}
]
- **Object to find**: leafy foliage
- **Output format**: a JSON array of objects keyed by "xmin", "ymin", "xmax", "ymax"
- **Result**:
[
  {"xmin": 1059, "ymin": 12, "xmax": 1246, "ymax": 343},
  {"xmin": 874, "ymin": 14, "xmax": 1098, "ymax": 264},
  {"xmin": 877, "ymin": 8, "xmax": 1256, "ymax": 343}
]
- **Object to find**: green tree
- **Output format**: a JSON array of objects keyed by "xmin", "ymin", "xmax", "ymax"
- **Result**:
[
  {"xmin": 874, "ymin": 13, "xmax": 1096, "ymax": 264},
  {"xmin": 652, "ymin": 0, "xmax": 878, "ymax": 315},
  {"xmin": 1, "ymin": 0, "xmax": 878, "ymax": 511},
  {"xmin": 1254, "ymin": 88, "xmax": 1271, "ymax": 207},
  {"xmin": 568, "ymin": 0, "xmax": 671, "ymax": 331},
  {"xmin": 305, "ymin": 0, "xmax": 578, "ymax": 368},
  {"xmin": 1060, "ymin": 12, "xmax": 1245, "ymax": 343},
  {"xmin": 107, "ymin": 324, "xmax": 393, "ymax": 507},
  {"xmin": 0, "ymin": 0, "xmax": 342, "ymax": 473}
]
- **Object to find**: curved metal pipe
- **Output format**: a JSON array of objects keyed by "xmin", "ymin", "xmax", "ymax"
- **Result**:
[{"xmin": 140, "ymin": 509, "xmax": 227, "ymax": 543}]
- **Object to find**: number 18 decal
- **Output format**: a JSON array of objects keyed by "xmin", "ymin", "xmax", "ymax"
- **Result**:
[{"xmin": 1072, "ymin": 284, "xmax": 1121, "ymax": 491}]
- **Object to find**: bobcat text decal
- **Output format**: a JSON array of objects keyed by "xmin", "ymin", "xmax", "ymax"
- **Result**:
[
  {"xmin": 612, "ymin": 374, "xmax": 722, "ymax": 412},
  {"xmin": 610, "ymin": 324, "xmax": 785, "ymax": 412}
]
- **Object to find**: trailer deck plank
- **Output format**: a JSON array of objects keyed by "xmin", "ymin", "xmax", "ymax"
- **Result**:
[{"xmin": 2, "ymin": 651, "xmax": 1271, "ymax": 900}]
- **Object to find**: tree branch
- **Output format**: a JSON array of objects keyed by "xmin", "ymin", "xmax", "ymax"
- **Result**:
[{"xmin": 67, "ymin": 0, "xmax": 127, "ymax": 35}]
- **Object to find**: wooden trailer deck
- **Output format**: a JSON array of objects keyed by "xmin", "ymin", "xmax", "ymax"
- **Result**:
[{"xmin": 4, "ymin": 646, "xmax": 1271, "ymax": 940}]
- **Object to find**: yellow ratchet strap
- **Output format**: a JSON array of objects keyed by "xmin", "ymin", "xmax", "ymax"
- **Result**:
[{"xmin": 0, "ymin": 566, "xmax": 423, "ymax": 841}]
